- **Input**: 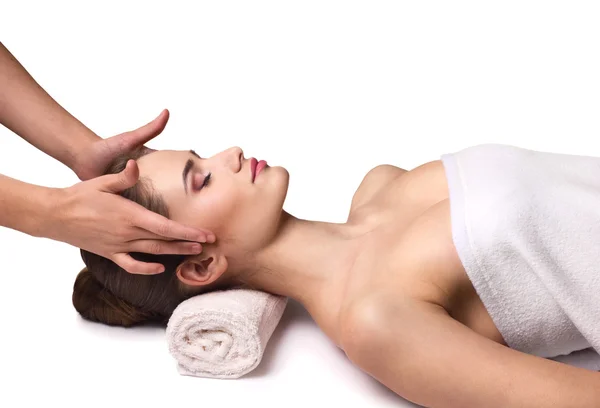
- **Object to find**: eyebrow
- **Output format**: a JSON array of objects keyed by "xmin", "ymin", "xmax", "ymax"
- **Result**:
[
  {"xmin": 182, "ymin": 158, "xmax": 194, "ymax": 194},
  {"xmin": 183, "ymin": 150, "xmax": 201, "ymax": 194}
]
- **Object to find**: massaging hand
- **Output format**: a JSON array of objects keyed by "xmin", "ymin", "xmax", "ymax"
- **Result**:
[
  {"xmin": 73, "ymin": 110, "xmax": 168, "ymax": 181},
  {"xmin": 48, "ymin": 157, "xmax": 215, "ymax": 275}
]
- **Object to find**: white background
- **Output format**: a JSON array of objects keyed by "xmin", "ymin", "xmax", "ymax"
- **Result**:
[{"xmin": 1, "ymin": 1, "xmax": 599, "ymax": 407}]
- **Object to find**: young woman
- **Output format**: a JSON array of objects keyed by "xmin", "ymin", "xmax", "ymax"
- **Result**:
[{"xmin": 73, "ymin": 143, "xmax": 600, "ymax": 408}]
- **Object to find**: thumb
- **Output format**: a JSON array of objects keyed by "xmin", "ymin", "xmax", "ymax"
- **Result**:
[
  {"xmin": 97, "ymin": 159, "xmax": 140, "ymax": 193},
  {"xmin": 119, "ymin": 109, "xmax": 170, "ymax": 150}
]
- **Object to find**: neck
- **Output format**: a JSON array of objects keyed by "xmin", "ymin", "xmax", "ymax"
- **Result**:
[{"xmin": 232, "ymin": 212, "xmax": 361, "ymax": 340}]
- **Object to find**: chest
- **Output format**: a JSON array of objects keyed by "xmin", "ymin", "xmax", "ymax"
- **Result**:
[
  {"xmin": 342, "ymin": 161, "xmax": 508, "ymax": 344},
  {"xmin": 345, "ymin": 161, "xmax": 476, "ymax": 312}
]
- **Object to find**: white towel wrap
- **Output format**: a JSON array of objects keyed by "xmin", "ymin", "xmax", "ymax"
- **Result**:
[{"xmin": 441, "ymin": 144, "xmax": 600, "ymax": 370}]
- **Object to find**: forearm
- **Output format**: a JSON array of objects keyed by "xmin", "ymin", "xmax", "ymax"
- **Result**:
[
  {"xmin": 0, "ymin": 173, "xmax": 56, "ymax": 238},
  {"xmin": 347, "ymin": 300, "xmax": 600, "ymax": 408},
  {"xmin": 0, "ymin": 42, "xmax": 99, "ymax": 171}
]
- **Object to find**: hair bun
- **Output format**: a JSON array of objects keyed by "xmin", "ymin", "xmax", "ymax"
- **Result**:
[{"xmin": 73, "ymin": 268, "xmax": 161, "ymax": 327}]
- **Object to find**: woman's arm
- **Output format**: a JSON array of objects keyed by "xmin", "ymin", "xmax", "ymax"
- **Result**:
[
  {"xmin": 0, "ymin": 42, "xmax": 168, "ymax": 181},
  {"xmin": 341, "ymin": 296, "xmax": 600, "ymax": 408},
  {"xmin": 0, "ymin": 174, "xmax": 55, "ymax": 238},
  {"xmin": 0, "ymin": 42, "xmax": 99, "ymax": 174},
  {"xmin": 0, "ymin": 168, "xmax": 211, "ymax": 275},
  {"xmin": 0, "ymin": 42, "xmax": 216, "ymax": 274}
]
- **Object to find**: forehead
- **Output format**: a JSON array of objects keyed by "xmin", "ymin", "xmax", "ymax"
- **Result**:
[
  {"xmin": 137, "ymin": 149, "xmax": 187, "ymax": 164},
  {"xmin": 137, "ymin": 149, "xmax": 190, "ymax": 177},
  {"xmin": 137, "ymin": 149, "xmax": 191, "ymax": 205}
]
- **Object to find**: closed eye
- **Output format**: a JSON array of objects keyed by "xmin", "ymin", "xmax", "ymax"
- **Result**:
[
  {"xmin": 192, "ymin": 172, "xmax": 211, "ymax": 191},
  {"xmin": 199, "ymin": 172, "xmax": 211, "ymax": 190},
  {"xmin": 183, "ymin": 151, "xmax": 207, "ymax": 195}
]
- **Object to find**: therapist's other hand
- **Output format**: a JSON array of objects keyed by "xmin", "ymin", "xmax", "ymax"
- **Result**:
[
  {"xmin": 74, "ymin": 109, "xmax": 167, "ymax": 181},
  {"xmin": 48, "ymin": 159, "xmax": 216, "ymax": 275}
]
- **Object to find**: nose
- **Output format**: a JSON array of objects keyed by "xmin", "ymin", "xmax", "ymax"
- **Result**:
[{"xmin": 225, "ymin": 146, "xmax": 243, "ymax": 172}]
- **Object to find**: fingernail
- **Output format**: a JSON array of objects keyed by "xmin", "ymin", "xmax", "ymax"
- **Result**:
[
  {"xmin": 192, "ymin": 244, "xmax": 202, "ymax": 253},
  {"xmin": 207, "ymin": 234, "xmax": 216, "ymax": 243}
]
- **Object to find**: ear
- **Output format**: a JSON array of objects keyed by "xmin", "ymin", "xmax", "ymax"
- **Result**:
[{"xmin": 175, "ymin": 248, "xmax": 228, "ymax": 287}]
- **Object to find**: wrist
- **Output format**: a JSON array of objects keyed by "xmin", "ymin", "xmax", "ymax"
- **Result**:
[
  {"xmin": 30, "ymin": 187, "xmax": 65, "ymax": 239},
  {"xmin": 66, "ymin": 128, "xmax": 101, "ymax": 178}
]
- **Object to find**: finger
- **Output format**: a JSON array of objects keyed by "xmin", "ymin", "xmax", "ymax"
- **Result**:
[
  {"xmin": 130, "ymin": 225, "xmax": 217, "ymax": 244},
  {"xmin": 97, "ymin": 159, "xmax": 139, "ymax": 193},
  {"xmin": 128, "ymin": 239, "xmax": 203, "ymax": 256},
  {"xmin": 135, "ymin": 211, "xmax": 216, "ymax": 243},
  {"xmin": 122, "ymin": 109, "xmax": 170, "ymax": 149},
  {"xmin": 112, "ymin": 253, "xmax": 166, "ymax": 275}
]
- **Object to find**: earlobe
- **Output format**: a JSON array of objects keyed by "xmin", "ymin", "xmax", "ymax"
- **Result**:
[{"xmin": 176, "ymin": 253, "xmax": 228, "ymax": 287}]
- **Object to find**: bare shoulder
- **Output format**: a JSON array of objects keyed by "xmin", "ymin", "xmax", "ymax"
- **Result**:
[
  {"xmin": 339, "ymin": 292, "xmax": 416, "ymax": 355},
  {"xmin": 356, "ymin": 164, "xmax": 407, "ymax": 199},
  {"xmin": 340, "ymin": 291, "xmax": 600, "ymax": 408},
  {"xmin": 340, "ymin": 198, "xmax": 463, "ymax": 355},
  {"xmin": 349, "ymin": 165, "xmax": 407, "ymax": 214}
]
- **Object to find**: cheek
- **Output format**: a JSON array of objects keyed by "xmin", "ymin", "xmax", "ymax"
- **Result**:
[{"xmin": 192, "ymin": 187, "xmax": 245, "ymax": 233}]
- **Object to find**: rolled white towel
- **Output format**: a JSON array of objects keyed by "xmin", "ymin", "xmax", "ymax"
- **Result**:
[{"xmin": 166, "ymin": 288, "xmax": 288, "ymax": 379}]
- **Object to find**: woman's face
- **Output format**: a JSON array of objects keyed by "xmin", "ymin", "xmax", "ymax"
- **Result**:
[{"xmin": 137, "ymin": 147, "xmax": 289, "ymax": 256}]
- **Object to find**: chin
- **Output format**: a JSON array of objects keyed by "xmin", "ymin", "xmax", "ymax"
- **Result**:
[
  {"xmin": 266, "ymin": 167, "xmax": 289, "ymax": 207},
  {"xmin": 274, "ymin": 165, "xmax": 290, "ymax": 182},
  {"xmin": 259, "ymin": 166, "xmax": 288, "ymax": 186}
]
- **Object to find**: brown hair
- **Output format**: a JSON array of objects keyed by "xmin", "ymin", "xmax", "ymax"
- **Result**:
[{"xmin": 72, "ymin": 149, "xmax": 223, "ymax": 327}]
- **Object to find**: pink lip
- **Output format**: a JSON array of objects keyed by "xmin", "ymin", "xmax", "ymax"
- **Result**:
[
  {"xmin": 249, "ymin": 157, "xmax": 268, "ymax": 182},
  {"xmin": 256, "ymin": 160, "xmax": 267, "ymax": 179},
  {"xmin": 250, "ymin": 158, "xmax": 258, "ymax": 181}
]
